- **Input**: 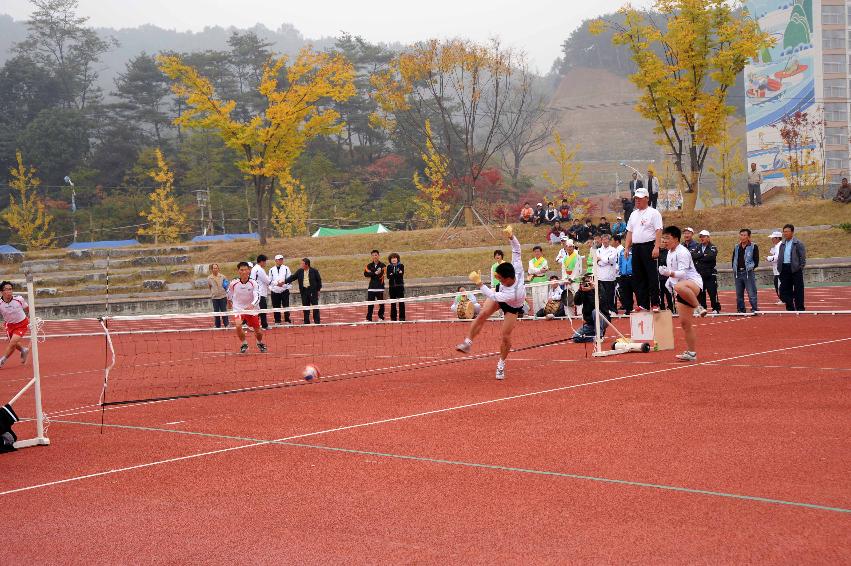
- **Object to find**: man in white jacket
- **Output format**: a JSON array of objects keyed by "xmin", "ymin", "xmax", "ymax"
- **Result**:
[
  {"xmin": 268, "ymin": 254, "xmax": 292, "ymax": 324},
  {"xmin": 250, "ymin": 255, "xmax": 272, "ymax": 330},
  {"xmin": 595, "ymin": 233, "xmax": 619, "ymax": 319}
]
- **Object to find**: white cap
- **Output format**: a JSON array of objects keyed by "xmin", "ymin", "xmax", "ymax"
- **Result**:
[
  {"xmin": 770, "ymin": 230, "xmax": 782, "ymax": 238},
  {"xmin": 616, "ymin": 215, "xmax": 622, "ymax": 219},
  {"xmin": 684, "ymin": 227, "xmax": 695, "ymax": 233},
  {"xmin": 562, "ymin": 237, "xmax": 574, "ymax": 246},
  {"xmin": 537, "ymin": 202, "xmax": 543, "ymax": 206},
  {"xmin": 634, "ymin": 187, "xmax": 649, "ymax": 198},
  {"xmin": 274, "ymin": 254, "xmax": 284, "ymax": 260},
  {"xmin": 698, "ymin": 230, "xmax": 710, "ymax": 236}
]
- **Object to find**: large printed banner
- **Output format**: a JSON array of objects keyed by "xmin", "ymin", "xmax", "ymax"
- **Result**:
[{"xmin": 744, "ymin": 0, "xmax": 820, "ymax": 191}]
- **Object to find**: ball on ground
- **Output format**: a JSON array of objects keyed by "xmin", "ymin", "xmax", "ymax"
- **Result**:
[{"xmin": 303, "ymin": 365, "xmax": 320, "ymax": 381}]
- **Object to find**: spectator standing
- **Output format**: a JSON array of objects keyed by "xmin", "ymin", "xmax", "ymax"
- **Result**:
[
  {"xmin": 765, "ymin": 231, "xmax": 783, "ymax": 304},
  {"xmin": 612, "ymin": 215, "xmax": 627, "ymax": 237},
  {"xmin": 595, "ymin": 233, "xmax": 618, "ymax": 317},
  {"xmin": 682, "ymin": 227, "xmax": 699, "ymax": 253},
  {"xmin": 386, "ymin": 252, "xmax": 405, "ymax": 321},
  {"xmin": 533, "ymin": 202, "xmax": 545, "ymax": 226},
  {"xmin": 747, "ymin": 163, "xmax": 763, "ymax": 206},
  {"xmin": 693, "ymin": 230, "xmax": 721, "ymax": 313},
  {"xmin": 585, "ymin": 236, "xmax": 601, "ymax": 274},
  {"xmin": 657, "ymin": 246, "xmax": 676, "ymax": 313},
  {"xmin": 732, "ymin": 228, "xmax": 759, "ymax": 313},
  {"xmin": 547, "ymin": 221, "xmax": 565, "ymax": 245},
  {"xmin": 250, "ymin": 255, "xmax": 271, "ymax": 330},
  {"xmin": 598, "ymin": 216, "xmax": 612, "ymax": 235},
  {"xmin": 833, "ymin": 177, "xmax": 850, "ymax": 203},
  {"xmin": 624, "ymin": 187, "xmax": 663, "ymax": 312},
  {"xmin": 519, "ymin": 202, "xmax": 535, "ymax": 223},
  {"xmin": 543, "ymin": 202, "xmax": 558, "ymax": 224},
  {"xmin": 364, "ymin": 249, "xmax": 386, "ymax": 321},
  {"xmin": 616, "ymin": 236, "xmax": 635, "ymax": 314},
  {"xmin": 628, "ymin": 172, "xmax": 643, "ymax": 198},
  {"xmin": 285, "ymin": 258, "xmax": 322, "ymax": 324},
  {"xmin": 621, "ymin": 197, "xmax": 635, "ymax": 222},
  {"xmin": 491, "ymin": 249, "xmax": 505, "ymax": 288},
  {"xmin": 646, "ymin": 169, "xmax": 660, "ymax": 209},
  {"xmin": 268, "ymin": 254, "xmax": 292, "ymax": 325},
  {"xmin": 558, "ymin": 199, "xmax": 571, "ymax": 222},
  {"xmin": 207, "ymin": 263, "xmax": 229, "ymax": 328},
  {"xmin": 777, "ymin": 224, "xmax": 806, "ymax": 311},
  {"xmin": 556, "ymin": 238, "xmax": 581, "ymax": 311},
  {"xmin": 528, "ymin": 245, "xmax": 549, "ymax": 312}
]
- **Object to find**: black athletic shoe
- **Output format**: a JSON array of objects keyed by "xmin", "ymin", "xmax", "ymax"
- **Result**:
[
  {"xmin": 239, "ymin": 343, "xmax": 249, "ymax": 354},
  {"xmin": 258, "ymin": 342, "xmax": 268, "ymax": 353}
]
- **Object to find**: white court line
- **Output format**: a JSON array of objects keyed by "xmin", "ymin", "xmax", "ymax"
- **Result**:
[{"xmin": 3, "ymin": 335, "xmax": 850, "ymax": 497}]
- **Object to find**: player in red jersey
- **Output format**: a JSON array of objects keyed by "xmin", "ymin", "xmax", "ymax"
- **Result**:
[
  {"xmin": 227, "ymin": 262, "xmax": 267, "ymax": 353},
  {"xmin": 0, "ymin": 281, "xmax": 30, "ymax": 367}
]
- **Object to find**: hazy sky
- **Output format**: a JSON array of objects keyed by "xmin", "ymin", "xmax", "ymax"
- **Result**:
[{"xmin": 2, "ymin": 0, "xmax": 653, "ymax": 72}]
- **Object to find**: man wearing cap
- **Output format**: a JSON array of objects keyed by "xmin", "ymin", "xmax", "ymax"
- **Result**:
[
  {"xmin": 533, "ymin": 202, "xmax": 545, "ymax": 226},
  {"xmin": 693, "ymin": 230, "xmax": 721, "ymax": 313},
  {"xmin": 269, "ymin": 254, "xmax": 292, "ymax": 325},
  {"xmin": 682, "ymin": 227, "xmax": 699, "ymax": 253},
  {"xmin": 612, "ymin": 215, "xmax": 627, "ymax": 238},
  {"xmin": 765, "ymin": 231, "xmax": 783, "ymax": 304},
  {"xmin": 624, "ymin": 187, "xmax": 663, "ymax": 312},
  {"xmin": 556, "ymin": 238, "xmax": 581, "ymax": 308}
]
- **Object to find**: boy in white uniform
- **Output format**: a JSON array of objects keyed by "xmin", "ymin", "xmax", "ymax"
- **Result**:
[
  {"xmin": 0, "ymin": 281, "xmax": 30, "ymax": 367},
  {"xmin": 228, "ymin": 262, "xmax": 267, "ymax": 353},
  {"xmin": 456, "ymin": 225, "xmax": 526, "ymax": 380},
  {"xmin": 658, "ymin": 226, "xmax": 706, "ymax": 362}
]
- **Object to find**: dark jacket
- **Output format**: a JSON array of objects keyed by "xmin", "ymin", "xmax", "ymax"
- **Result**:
[
  {"xmin": 777, "ymin": 238, "xmax": 807, "ymax": 273},
  {"xmin": 628, "ymin": 179, "xmax": 643, "ymax": 197},
  {"xmin": 364, "ymin": 261, "xmax": 386, "ymax": 290},
  {"xmin": 597, "ymin": 222, "xmax": 611, "ymax": 235},
  {"xmin": 692, "ymin": 243, "xmax": 718, "ymax": 275},
  {"xmin": 285, "ymin": 267, "xmax": 322, "ymax": 293},
  {"xmin": 387, "ymin": 263, "xmax": 404, "ymax": 288}
]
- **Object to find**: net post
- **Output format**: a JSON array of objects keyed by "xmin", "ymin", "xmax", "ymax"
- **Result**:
[
  {"xmin": 14, "ymin": 273, "xmax": 50, "ymax": 449},
  {"xmin": 592, "ymin": 255, "xmax": 602, "ymax": 355}
]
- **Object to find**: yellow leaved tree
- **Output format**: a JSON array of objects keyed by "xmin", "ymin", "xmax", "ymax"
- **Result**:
[
  {"xmin": 412, "ymin": 120, "xmax": 450, "ymax": 227},
  {"xmin": 271, "ymin": 173, "xmax": 309, "ymax": 238},
  {"xmin": 541, "ymin": 132, "xmax": 590, "ymax": 217},
  {"xmin": 138, "ymin": 149, "xmax": 187, "ymax": 244},
  {"xmin": 3, "ymin": 151, "xmax": 55, "ymax": 250},
  {"xmin": 705, "ymin": 121, "xmax": 747, "ymax": 207},
  {"xmin": 592, "ymin": 0, "xmax": 772, "ymax": 211},
  {"xmin": 158, "ymin": 49, "xmax": 355, "ymax": 244}
]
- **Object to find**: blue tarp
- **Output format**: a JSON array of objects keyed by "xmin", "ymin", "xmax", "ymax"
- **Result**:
[
  {"xmin": 191, "ymin": 233, "xmax": 259, "ymax": 242},
  {"xmin": 0, "ymin": 245, "xmax": 22, "ymax": 254},
  {"xmin": 67, "ymin": 239, "xmax": 141, "ymax": 250}
]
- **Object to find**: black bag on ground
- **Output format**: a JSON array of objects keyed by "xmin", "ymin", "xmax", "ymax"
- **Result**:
[{"xmin": 0, "ymin": 404, "xmax": 19, "ymax": 453}]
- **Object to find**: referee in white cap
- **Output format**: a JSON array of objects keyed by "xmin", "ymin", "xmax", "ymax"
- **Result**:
[
  {"xmin": 268, "ymin": 254, "xmax": 292, "ymax": 325},
  {"xmin": 623, "ymin": 187, "xmax": 663, "ymax": 312}
]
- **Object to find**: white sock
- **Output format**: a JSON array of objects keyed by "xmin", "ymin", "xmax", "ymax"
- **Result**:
[
  {"xmin": 497, "ymin": 358, "xmax": 505, "ymax": 368},
  {"xmin": 0, "ymin": 356, "xmax": 6, "ymax": 364},
  {"xmin": 464, "ymin": 338, "xmax": 472, "ymax": 345}
]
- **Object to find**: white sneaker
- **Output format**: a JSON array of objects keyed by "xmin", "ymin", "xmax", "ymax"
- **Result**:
[
  {"xmin": 694, "ymin": 306, "xmax": 708, "ymax": 318},
  {"xmin": 20, "ymin": 348, "xmax": 29, "ymax": 364},
  {"xmin": 496, "ymin": 363, "xmax": 505, "ymax": 380},
  {"xmin": 775, "ymin": 300, "xmax": 784, "ymax": 305},
  {"xmin": 455, "ymin": 340, "xmax": 472, "ymax": 354},
  {"xmin": 675, "ymin": 351, "xmax": 697, "ymax": 362},
  {"xmin": 0, "ymin": 356, "xmax": 6, "ymax": 368}
]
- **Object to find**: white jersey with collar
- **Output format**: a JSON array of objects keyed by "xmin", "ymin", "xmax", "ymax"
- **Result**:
[
  {"xmin": 479, "ymin": 235, "xmax": 527, "ymax": 308},
  {"xmin": 227, "ymin": 279, "xmax": 260, "ymax": 311},
  {"xmin": 0, "ymin": 295, "xmax": 28, "ymax": 324}
]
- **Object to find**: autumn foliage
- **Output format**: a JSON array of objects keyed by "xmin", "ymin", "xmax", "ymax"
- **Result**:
[{"xmin": 3, "ymin": 151, "xmax": 55, "ymax": 250}]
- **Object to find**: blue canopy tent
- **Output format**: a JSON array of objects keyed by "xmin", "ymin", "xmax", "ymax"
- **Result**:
[
  {"xmin": 66, "ymin": 239, "xmax": 140, "ymax": 250},
  {"xmin": 0, "ymin": 245, "xmax": 22, "ymax": 255}
]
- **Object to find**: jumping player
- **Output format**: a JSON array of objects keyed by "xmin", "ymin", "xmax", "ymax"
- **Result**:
[
  {"xmin": 227, "ymin": 262, "xmax": 267, "ymax": 353},
  {"xmin": 658, "ymin": 226, "xmax": 707, "ymax": 362},
  {"xmin": 456, "ymin": 225, "xmax": 526, "ymax": 380},
  {"xmin": 0, "ymin": 281, "xmax": 30, "ymax": 368}
]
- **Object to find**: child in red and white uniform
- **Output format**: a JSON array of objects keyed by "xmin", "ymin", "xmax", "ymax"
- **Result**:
[
  {"xmin": 227, "ymin": 262, "xmax": 267, "ymax": 354},
  {"xmin": 0, "ymin": 281, "xmax": 30, "ymax": 367}
]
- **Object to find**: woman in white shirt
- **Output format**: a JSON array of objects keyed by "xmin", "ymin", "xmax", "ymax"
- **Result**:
[
  {"xmin": 658, "ymin": 226, "xmax": 707, "ymax": 362},
  {"xmin": 765, "ymin": 231, "xmax": 783, "ymax": 304}
]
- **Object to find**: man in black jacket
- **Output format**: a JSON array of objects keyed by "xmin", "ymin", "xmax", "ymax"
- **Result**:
[
  {"xmin": 364, "ymin": 249, "xmax": 386, "ymax": 321},
  {"xmin": 386, "ymin": 252, "xmax": 405, "ymax": 321},
  {"xmin": 693, "ymin": 230, "xmax": 721, "ymax": 313},
  {"xmin": 285, "ymin": 258, "xmax": 322, "ymax": 324}
]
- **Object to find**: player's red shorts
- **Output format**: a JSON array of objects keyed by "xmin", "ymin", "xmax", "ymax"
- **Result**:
[
  {"xmin": 5, "ymin": 319, "xmax": 29, "ymax": 338},
  {"xmin": 237, "ymin": 314, "xmax": 261, "ymax": 330}
]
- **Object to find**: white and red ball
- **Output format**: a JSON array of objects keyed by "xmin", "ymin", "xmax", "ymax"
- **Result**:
[{"xmin": 303, "ymin": 365, "xmax": 320, "ymax": 381}]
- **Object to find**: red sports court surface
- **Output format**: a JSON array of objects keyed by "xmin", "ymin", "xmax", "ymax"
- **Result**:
[{"xmin": 2, "ymin": 285, "xmax": 850, "ymax": 563}]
